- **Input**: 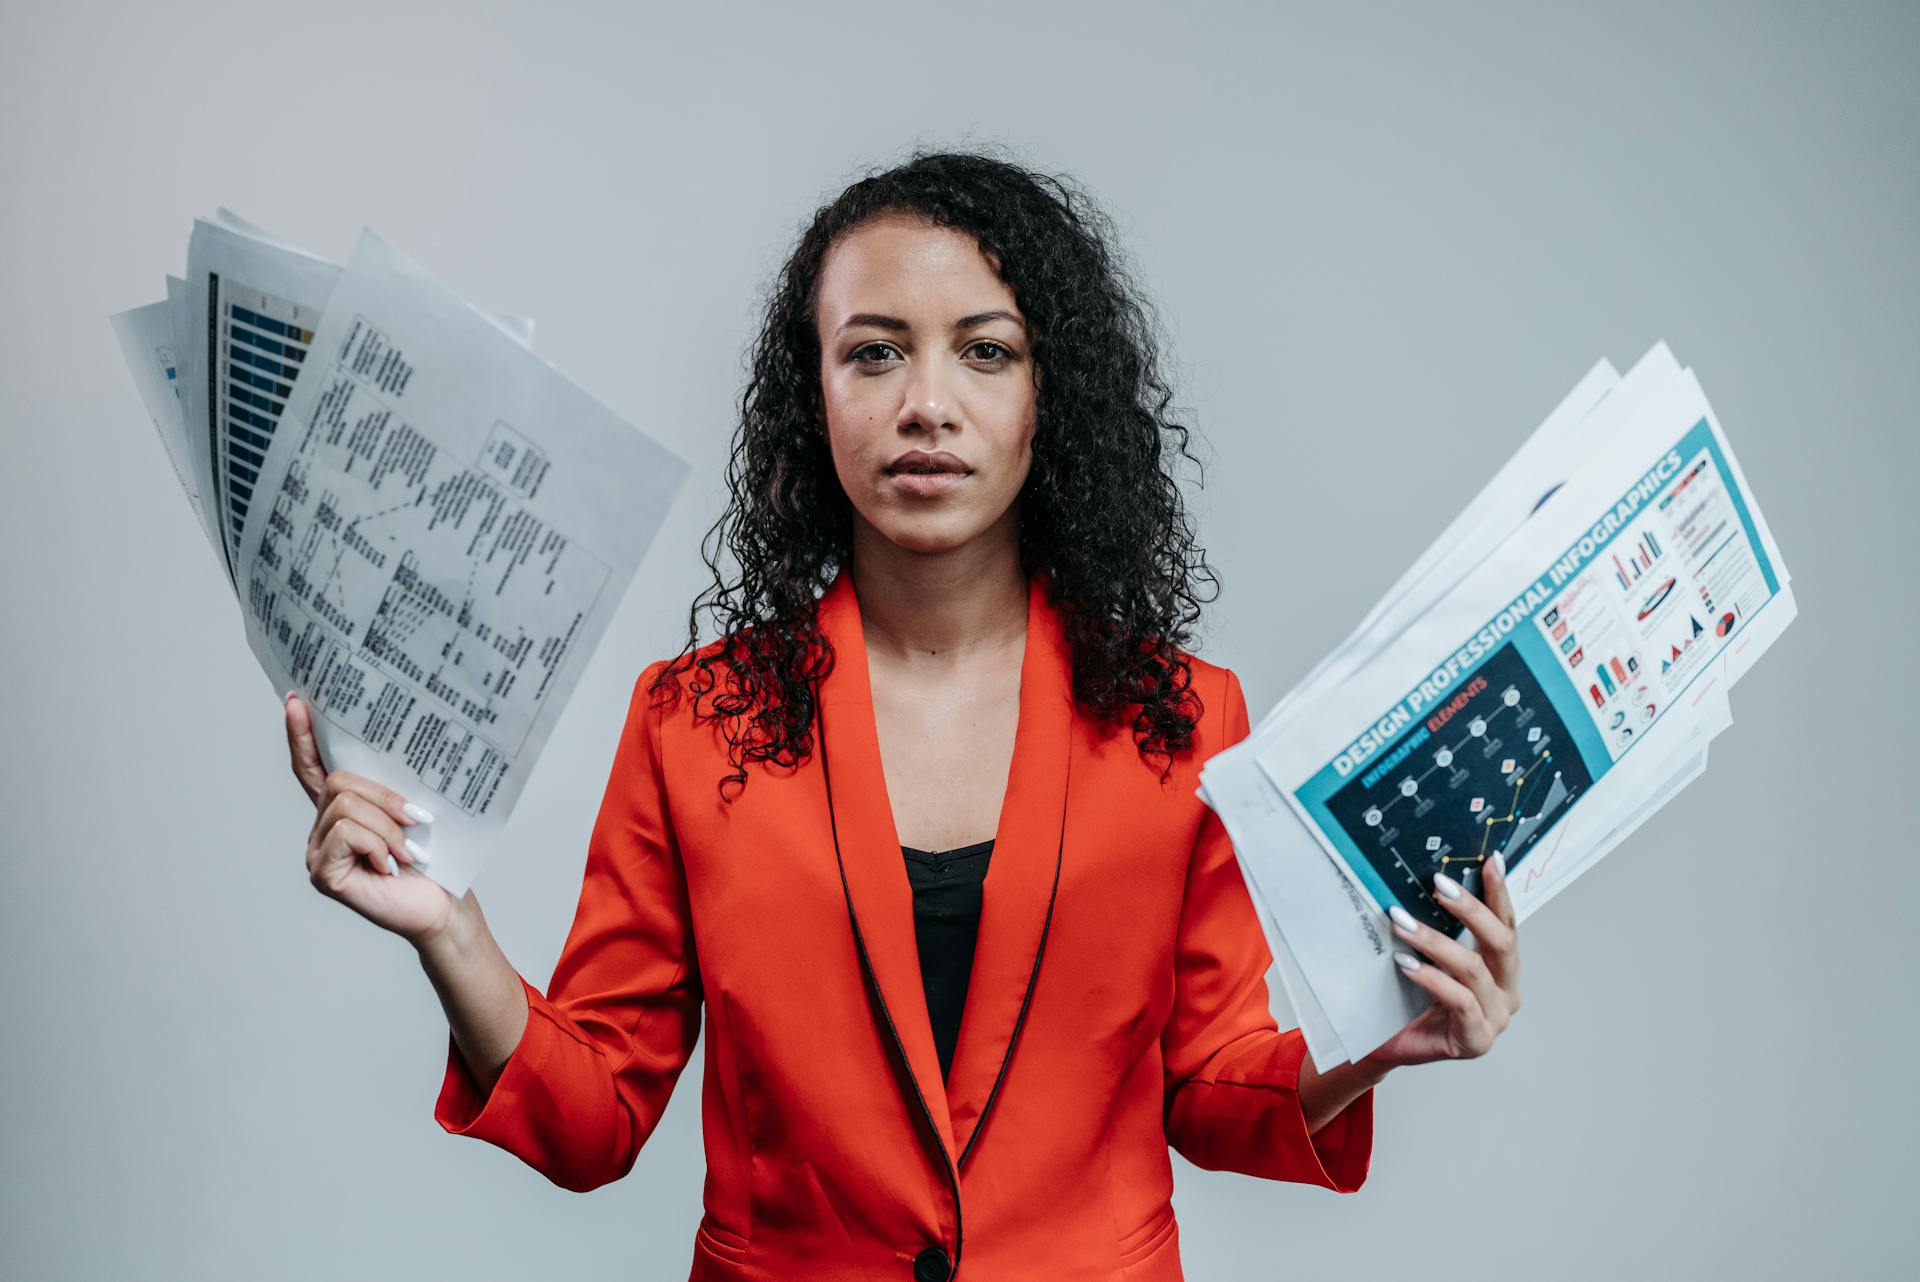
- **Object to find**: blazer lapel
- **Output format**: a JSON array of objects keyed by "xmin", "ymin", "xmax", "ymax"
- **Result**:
[
  {"xmin": 814, "ymin": 570, "xmax": 959, "ymax": 1164},
  {"xmin": 812, "ymin": 568, "xmax": 1074, "ymax": 1171},
  {"xmin": 945, "ymin": 572, "xmax": 1071, "ymax": 1165}
]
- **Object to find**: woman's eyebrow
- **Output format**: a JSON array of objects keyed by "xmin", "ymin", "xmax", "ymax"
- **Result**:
[
  {"xmin": 836, "ymin": 312, "xmax": 908, "ymax": 335},
  {"xmin": 835, "ymin": 309, "xmax": 1025, "ymax": 335},
  {"xmin": 953, "ymin": 309, "xmax": 1025, "ymax": 331}
]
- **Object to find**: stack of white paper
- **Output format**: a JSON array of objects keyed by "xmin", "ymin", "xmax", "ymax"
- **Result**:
[
  {"xmin": 1199, "ymin": 343, "xmax": 1795, "ymax": 1070},
  {"xmin": 111, "ymin": 213, "xmax": 690, "ymax": 898}
]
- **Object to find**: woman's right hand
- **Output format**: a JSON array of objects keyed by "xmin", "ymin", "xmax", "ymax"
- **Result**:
[{"xmin": 285, "ymin": 691, "xmax": 457, "ymax": 946}]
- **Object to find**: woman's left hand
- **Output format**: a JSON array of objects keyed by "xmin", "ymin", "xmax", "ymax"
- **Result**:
[{"xmin": 1361, "ymin": 850, "xmax": 1523, "ymax": 1071}]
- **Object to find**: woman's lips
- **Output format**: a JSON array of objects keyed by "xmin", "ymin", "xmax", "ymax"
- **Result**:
[
  {"xmin": 884, "ymin": 448, "xmax": 971, "ymax": 498},
  {"xmin": 887, "ymin": 469, "xmax": 970, "ymax": 497}
]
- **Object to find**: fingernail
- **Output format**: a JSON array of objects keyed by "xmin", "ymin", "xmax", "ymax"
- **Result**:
[
  {"xmin": 402, "ymin": 802, "xmax": 435, "ymax": 825},
  {"xmin": 385, "ymin": 855, "xmax": 397, "ymax": 876},
  {"xmin": 284, "ymin": 689, "xmax": 296, "ymax": 704},
  {"xmin": 1490, "ymin": 851, "xmax": 1506, "ymax": 880},
  {"xmin": 1388, "ymin": 904, "xmax": 1420, "ymax": 934},
  {"xmin": 405, "ymin": 838, "xmax": 430, "ymax": 867},
  {"xmin": 1433, "ymin": 872, "xmax": 1464, "ymax": 900},
  {"xmin": 1393, "ymin": 951, "xmax": 1422, "ymax": 972}
]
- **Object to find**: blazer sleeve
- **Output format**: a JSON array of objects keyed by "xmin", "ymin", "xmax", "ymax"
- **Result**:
[
  {"xmin": 1160, "ymin": 667, "xmax": 1374, "ymax": 1192},
  {"xmin": 431, "ymin": 661, "xmax": 703, "ymax": 1193}
]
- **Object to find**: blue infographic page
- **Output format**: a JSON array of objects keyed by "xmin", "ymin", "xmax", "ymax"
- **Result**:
[{"xmin": 1289, "ymin": 415, "xmax": 1787, "ymax": 935}]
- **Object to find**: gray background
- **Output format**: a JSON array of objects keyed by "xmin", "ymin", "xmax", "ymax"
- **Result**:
[{"xmin": 2, "ymin": 1, "xmax": 1912, "ymax": 1278}]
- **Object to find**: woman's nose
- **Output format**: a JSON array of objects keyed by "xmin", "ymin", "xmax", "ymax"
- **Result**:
[{"xmin": 896, "ymin": 361, "xmax": 959, "ymax": 435}]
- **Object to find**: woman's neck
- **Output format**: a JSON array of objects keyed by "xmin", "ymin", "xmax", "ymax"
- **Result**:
[{"xmin": 849, "ymin": 517, "xmax": 1027, "ymax": 661}]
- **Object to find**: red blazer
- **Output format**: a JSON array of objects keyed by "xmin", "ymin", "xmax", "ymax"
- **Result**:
[{"xmin": 435, "ymin": 569, "xmax": 1374, "ymax": 1280}]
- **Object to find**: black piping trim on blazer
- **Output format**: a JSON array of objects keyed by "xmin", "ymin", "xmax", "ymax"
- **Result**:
[
  {"xmin": 819, "ymin": 700, "xmax": 1065, "ymax": 1278},
  {"xmin": 819, "ymin": 711, "xmax": 967, "ymax": 1271},
  {"xmin": 957, "ymin": 754, "xmax": 1064, "ymax": 1173}
]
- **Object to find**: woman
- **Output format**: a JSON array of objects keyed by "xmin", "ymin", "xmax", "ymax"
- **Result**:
[{"xmin": 285, "ymin": 148, "xmax": 1522, "ymax": 1280}]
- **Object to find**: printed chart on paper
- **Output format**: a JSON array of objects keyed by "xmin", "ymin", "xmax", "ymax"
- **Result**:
[{"xmin": 245, "ymin": 315, "xmax": 610, "ymax": 817}]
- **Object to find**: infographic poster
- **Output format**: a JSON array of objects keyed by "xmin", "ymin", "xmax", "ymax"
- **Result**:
[{"xmin": 1291, "ymin": 415, "xmax": 1785, "ymax": 935}]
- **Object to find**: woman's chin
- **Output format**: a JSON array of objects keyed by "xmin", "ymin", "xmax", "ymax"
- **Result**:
[{"xmin": 868, "ymin": 512, "xmax": 999, "ymax": 558}]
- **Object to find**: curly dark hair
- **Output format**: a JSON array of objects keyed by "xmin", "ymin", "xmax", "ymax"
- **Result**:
[{"xmin": 652, "ymin": 143, "xmax": 1220, "ymax": 797}]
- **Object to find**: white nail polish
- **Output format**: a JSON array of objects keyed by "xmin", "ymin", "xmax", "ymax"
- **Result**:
[
  {"xmin": 1433, "ymin": 872, "xmax": 1464, "ymax": 900},
  {"xmin": 1388, "ymin": 905, "xmax": 1420, "ymax": 934},
  {"xmin": 403, "ymin": 802, "xmax": 435, "ymax": 825},
  {"xmin": 1394, "ymin": 951, "xmax": 1421, "ymax": 972},
  {"xmin": 1491, "ymin": 851, "xmax": 1506, "ymax": 880},
  {"xmin": 405, "ymin": 838, "xmax": 430, "ymax": 867}
]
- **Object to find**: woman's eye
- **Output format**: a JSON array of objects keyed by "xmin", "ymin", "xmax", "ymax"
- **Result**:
[
  {"xmin": 850, "ymin": 342, "xmax": 899, "ymax": 364},
  {"xmin": 968, "ymin": 340, "xmax": 1011, "ymax": 362}
]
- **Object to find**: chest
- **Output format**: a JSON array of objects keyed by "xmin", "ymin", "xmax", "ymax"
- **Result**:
[{"xmin": 867, "ymin": 649, "xmax": 1022, "ymax": 852}]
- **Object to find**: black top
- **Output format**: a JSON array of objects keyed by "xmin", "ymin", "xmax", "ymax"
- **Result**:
[{"xmin": 900, "ymin": 838, "xmax": 994, "ymax": 1081}]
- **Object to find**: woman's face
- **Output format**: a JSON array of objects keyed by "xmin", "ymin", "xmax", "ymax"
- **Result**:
[{"xmin": 814, "ymin": 213, "xmax": 1038, "ymax": 557}]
